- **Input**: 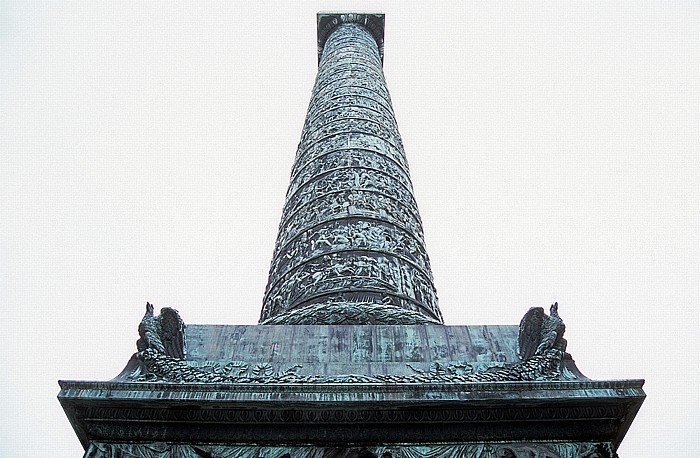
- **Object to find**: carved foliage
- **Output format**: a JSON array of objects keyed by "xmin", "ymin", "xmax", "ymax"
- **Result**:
[{"xmin": 132, "ymin": 347, "xmax": 565, "ymax": 385}]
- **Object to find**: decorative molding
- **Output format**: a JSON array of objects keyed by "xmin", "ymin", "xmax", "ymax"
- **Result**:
[
  {"xmin": 130, "ymin": 347, "xmax": 569, "ymax": 384},
  {"xmin": 261, "ymin": 300, "xmax": 441, "ymax": 325},
  {"xmin": 84, "ymin": 441, "xmax": 617, "ymax": 458},
  {"xmin": 61, "ymin": 377, "xmax": 645, "ymax": 394}
]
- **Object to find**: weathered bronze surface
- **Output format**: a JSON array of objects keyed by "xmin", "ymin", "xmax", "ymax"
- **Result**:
[
  {"xmin": 261, "ymin": 14, "xmax": 441, "ymax": 325},
  {"xmin": 120, "ymin": 303, "xmax": 575, "ymax": 384},
  {"xmin": 60, "ymin": 303, "xmax": 644, "ymax": 457},
  {"xmin": 58, "ymin": 12, "xmax": 644, "ymax": 458},
  {"xmin": 82, "ymin": 442, "xmax": 618, "ymax": 458}
]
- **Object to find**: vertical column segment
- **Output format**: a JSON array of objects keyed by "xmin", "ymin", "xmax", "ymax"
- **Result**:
[{"xmin": 261, "ymin": 14, "xmax": 442, "ymax": 325}]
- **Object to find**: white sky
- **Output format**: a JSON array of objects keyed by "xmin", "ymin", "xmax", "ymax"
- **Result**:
[{"xmin": 1, "ymin": 2, "xmax": 698, "ymax": 457}]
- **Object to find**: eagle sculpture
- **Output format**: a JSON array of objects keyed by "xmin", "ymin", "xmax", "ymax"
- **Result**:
[
  {"xmin": 518, "ymin": 302, "xmax": 566, "ymax": 361},
  {"xmin": 136, "ymin": 302, "xmax": 186, "ymax": 359}
]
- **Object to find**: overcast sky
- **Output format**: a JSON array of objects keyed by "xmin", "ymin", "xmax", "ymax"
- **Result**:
[{"xmin": 1, "ymin": 2, "xmax": 698, "ymax": 457}]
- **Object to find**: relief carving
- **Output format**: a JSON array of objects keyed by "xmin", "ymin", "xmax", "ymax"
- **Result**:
[
  {"xmin": 133, "ymin": 304, "xmax": 571, "ymax": 385},
  {"xmin": 287, "ymin": 149, "xmax": 412, "ymax": 199},
  {"xmin": 302, "ymin": 106, "xmax": 399, "ymax": 142},
  {"xmin": 268, "ymin": 219, "xmax": 432, "ymax": 284},
  {"xmin": 518, "ymin": 302, "xmax": 567, "ymax": 359},
  {"xmin": 292, "ymin": 132, "xmax": 409, "ymax": 177},
  {"xmin": 84, "ymin": 442, "xmax": 616, "ymax": 458},
  {"xmin": 274, "ymin": 190, "xmax": 424, "ymax": 255},
  {"xmin": 307, "ymin": 92, "xmax": 396, "ymax": 126},
  {"xmin": 263, "ymin": 251, "xmax": 438, "ymax": 318},
  {"xmin": 263, "ymin": 19, "xmax": 437, "ymax": 325},
  {"xmin": 314, "ymin": 64, "xmax": 386, "ymax": 93},
  {"xmin": 281, "ymin": 168, "xmax": 416, "ymax": 226},
  {"xmin": 298, "ymin": 118, "xmax": 403, "ymax": 158}
]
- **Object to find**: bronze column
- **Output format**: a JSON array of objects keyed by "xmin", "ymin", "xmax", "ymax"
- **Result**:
[{"xmin": 261, "ymin": 14, "xmax": 442, "ymax": 325}]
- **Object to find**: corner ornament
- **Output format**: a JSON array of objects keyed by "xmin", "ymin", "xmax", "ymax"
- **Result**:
[
  {"xmin": 135, "ymin": 302, "xmax": 186, "ymax": 360},
  {"xmin": 518, "ymin": 302, "xmax": 567, "ymax": 360}
]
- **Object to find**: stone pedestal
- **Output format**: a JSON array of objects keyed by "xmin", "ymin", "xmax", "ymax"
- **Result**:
[{"xmin": 59, "ymin": 324, "xmax": 644, "ymax": 458}]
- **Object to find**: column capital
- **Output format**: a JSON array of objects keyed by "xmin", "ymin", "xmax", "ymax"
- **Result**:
[{"xmin": 317, "ymin": 12, "xmax": 385, "ymax": 65}]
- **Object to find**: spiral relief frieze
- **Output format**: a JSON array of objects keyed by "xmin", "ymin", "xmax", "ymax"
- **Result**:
[
  {"xmin": 280, "ymin": 167, "xmax": 418, "ymax": 224},
  {"xmin": 268, "ymin": 218, "xmax": 432, "ymax": 282},
  {"xmin": 264, "ymin": 251, "xmax": 438, "ymax": 317},
  {"xmin": 288, "ymin": 149, "xmax": 412, "ymax": 198},
  {"xmin": 303, "ymin": 106, "xmax": 399, "ymax": 138},
  {"xmin": 292, "ymin": 132, "xmax": 410, "ymax": 178},
  {"xmin": 261, "ymin": 22, "xmax": 440, "ymax": 324}
]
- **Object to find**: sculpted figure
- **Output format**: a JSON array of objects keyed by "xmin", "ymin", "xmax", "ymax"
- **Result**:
[
  {"xmin": 137, "ymin": 302, "xmax": 185, "ymax": 359},
  {"xmin": 518, "ymin": 302, "xmax": 567, "ymax": 361}
]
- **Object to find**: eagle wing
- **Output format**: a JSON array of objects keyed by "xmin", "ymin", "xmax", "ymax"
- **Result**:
[
  {"xmin": 158, "ymin": 307, "xmax": 186, "ymax": 359},
  {"xmin": 518, "ymin": 307, "xmax": 544, "ymax": 361}
]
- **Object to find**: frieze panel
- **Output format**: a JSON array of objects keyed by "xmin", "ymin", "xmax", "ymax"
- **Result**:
[
  {"xmin": 299, "ymin": 116, "xmax": 402, "ymax": 153},
  {"xmin": 86, "ymin": 441, "xmax": 615, "ymax": 458},
  {"xmin": 292, "ymin": 131, "xmax": 409, "ymax": 176},
  {"xmin": 263, "ymin": 251, "xmax": 438, "ymax": 317},
  {"xmin": 268, "ymin": 219, "xmax": 432, "ymax": 283},
  {"xmin": 315, "ymin": 61, "xmax": 385, "ymax": 86},
  {"xmin": 323, "ymin": 35, "xmax": 379, "ymax": 56},
  {"xmin": 324, "ymin": 26, "xmax": 380, "ymax": 50},
  {"xmin": 317, "ymin": 54, "xmax": 384, "ymax": 76},
  {"xmin": 303, "ymin": 106, "xmax": 399, "ymax": 139},
  {"xmin": 306, "ymin": 94, "xmax": 396, "ymax": 130},
  {"xmin": 310, "ymin": 80, "xmax": 392, "ymax": 115},
  {"xmin": 323, "ymin": 27, "xmax": 381, "ymax": 58},
  {"xmin": 284, "ymin": 164, "xmax": 416, "ymax": 220},
  {"xmin": 306, "ymin": 92, "xmax": 394, "ymax": 124},
  {"xmin": 281, "ymin": 168, "xmax": 416, "ymax": 225},
  {"xmin": 273, "ymin": 193, "xmax": 424, "ymax": 256},
  {"xmin": 321, "ymin": 52, "xmax": 381, "ymax": 70},
  {"xmin": 320, "ymin": 45, "xmax": 383, "ymax": 66},
  {"xmin": 287, "ymin": 149, "xmax": 412, "ymax": 199},
  {"xmin": 310, "ymin": 82, "xmax": 392, "ymax": 119},
  {"xmin": 310, "ymin": 69, "xmax": 392, "ymax": 106},
  {"xmin": 324, "ymin": 37, "xmax": 380, "ymax": 57},
  {"xmin": 322, "ymin": 46, "xmax": 382, "ymax": 62},
  {"xmin": 261, "ymin": 297, "xmax": 441, "ymax": 324},
  {"xmin": 132, "ymin": 347, "xmax": 567, "ymax": 385},
  {"xmin": 313, "ymin": 71, "xmax": 387, "ymax": 100}
]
